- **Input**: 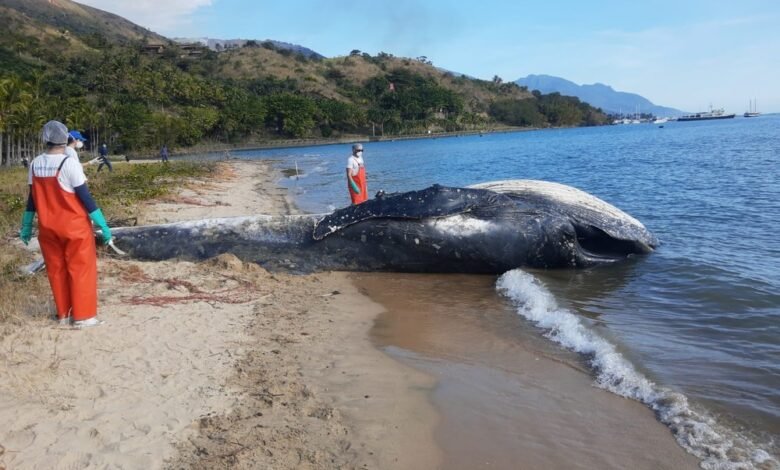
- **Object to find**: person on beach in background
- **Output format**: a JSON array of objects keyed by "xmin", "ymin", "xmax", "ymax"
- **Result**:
[
  {"xmin": 19, "ymin": 120, "xmax": 113, "ymax": 328},
  {"xmin": 346, "ymin": 143, "xmax": 367, "ymax": 205},
  {"xmin": 160, "ymin": 144, "xmax": 169, "ymax": 163},
  {"xmin": 66, "ymin": 130, "xmax": 87, "ymax": 163},
  {"xmin": 98, "ymin": 143, "xmax": 112, "ymax": 172}
]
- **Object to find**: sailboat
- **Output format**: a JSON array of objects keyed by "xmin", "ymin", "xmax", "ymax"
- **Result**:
[
  {"xmin": 630, "ymin": 104, "xmax": 641, "ymax": 124},
  {"xmin": 744, "ymin": 99, "xmax": 761, "ymax": 118}
]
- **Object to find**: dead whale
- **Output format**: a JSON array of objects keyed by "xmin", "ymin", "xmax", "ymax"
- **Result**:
[{"xmin": 108, "ymin": 180, "xmax": 657, "ymax": 274}]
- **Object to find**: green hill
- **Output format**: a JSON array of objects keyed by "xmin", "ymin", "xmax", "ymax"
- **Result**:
[
  {"xmin": 0, "ymin": 0, "xmax": 608, "ymax": 166},
  {"xmin": 0, "ymin": 0, "xmax": 166, "ymax": 46}
]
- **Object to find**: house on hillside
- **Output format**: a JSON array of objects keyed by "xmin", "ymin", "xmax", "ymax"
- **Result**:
[
  {"xmin": 178, "ymin": 43, "xmax": 206, "ymax": 57},
  {"xmin": 141, "ymin": 42, "xmax": 206, "ymax": 57},
  {"xmin": 143, "ymin": 43, "xmax": 165, "ymax": 54}
]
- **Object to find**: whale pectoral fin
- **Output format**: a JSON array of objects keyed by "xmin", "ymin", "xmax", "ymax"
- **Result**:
[{"xmin": 313, "ymin": 185, "xmax": 496, "ymax": 240}]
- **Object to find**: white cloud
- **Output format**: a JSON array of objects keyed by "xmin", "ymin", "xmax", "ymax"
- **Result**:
[{"xmin": 76, "ymin": 0, "xmax": 212, "ymax": 34}]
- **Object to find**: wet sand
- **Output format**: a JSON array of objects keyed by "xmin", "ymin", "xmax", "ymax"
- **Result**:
[{"xmin": 361, "ymin": 273, "xmax": 701, "ymax": 469}]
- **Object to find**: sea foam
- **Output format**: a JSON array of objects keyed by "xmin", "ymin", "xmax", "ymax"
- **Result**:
[{"xmin": 496, "ymin": 269, "xmax": 778, "ymax": 470}]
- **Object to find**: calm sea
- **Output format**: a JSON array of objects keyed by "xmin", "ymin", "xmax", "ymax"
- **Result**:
[{"xmin": 231, "ymin": 115, "xmax": 779, "ymax": 467}]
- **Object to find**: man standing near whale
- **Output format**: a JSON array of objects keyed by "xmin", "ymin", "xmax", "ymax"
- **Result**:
[{"xmin": 346, "ymin": 143, "xmax": 367, "ymax": 205}]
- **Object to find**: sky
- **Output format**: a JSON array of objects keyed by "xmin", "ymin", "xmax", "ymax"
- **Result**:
[{"xmin": 77, "ymin": 0, "xmax": 780, "ymax": 113}]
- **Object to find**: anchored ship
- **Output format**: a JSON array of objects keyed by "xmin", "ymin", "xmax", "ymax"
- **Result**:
[{"xmin": 678, "ymin": 107, "xmax": 735, "ymax": 122}]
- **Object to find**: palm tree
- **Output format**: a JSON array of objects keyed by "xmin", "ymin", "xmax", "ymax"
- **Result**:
[
  {"xmin": 65, "ymin": 98, "xmax": 92, "ymax": 132},
  {"xmin": 78, "ymin": 101, "xmax": 101, "ymax": 156},
  {"xmin": 0, "ymin": 77, "xmax": 25, "ymax": 165},
  {"xmin": 0, "ymin": 77, "xmax": 33, "ymax": 166},
  {"xmin": 0, "ymin": 78, "xmax": 11, "ymax": 166},
  {"xmin": 11, "ymin": 93, "xmax": 46, "ymax": 165}
]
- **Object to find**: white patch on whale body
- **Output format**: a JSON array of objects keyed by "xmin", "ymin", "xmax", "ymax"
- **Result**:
[
  {"xmin": 428, "ymin": 214, "xmax": 495, "ymax": 236},
  {"xmin": 175, "ymin": 216, "xmax": 266, "ymax": 230},
  {"xmin": 140, "ymin": 215, "xmax": 317, "ymax": 244},
  {"xmin": 469, "ymin": 180, "xmax": 645, "ymax": 229}
]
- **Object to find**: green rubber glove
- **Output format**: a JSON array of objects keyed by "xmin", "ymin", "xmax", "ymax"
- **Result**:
[
  {"xmin": 20, "ymin": 211, "xmax": 35, "ymax": 245},
  {"xmin": 349, "ymin": 179, "xmax": 361, "ymax": 195},
  {"xmin": 88, "ymin": 208, "xmax": 112, "ymax": 244}
]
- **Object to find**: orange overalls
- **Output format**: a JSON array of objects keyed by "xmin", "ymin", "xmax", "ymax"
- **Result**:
[
  {"xmin": 348, "ymin": 164, "xmax": 368, "ymax": 205},
  {"xmin": 32, "ymin": 158, "xmax": 98, "ymax": 321}
]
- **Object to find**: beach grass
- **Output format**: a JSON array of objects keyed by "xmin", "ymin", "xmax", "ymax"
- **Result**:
[{"xmin": 0, "ymin": 161, "xmax": 216, "ymax": 335}]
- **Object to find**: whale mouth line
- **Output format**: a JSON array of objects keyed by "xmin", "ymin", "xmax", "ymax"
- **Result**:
[{"xmin": 574, "ymin": 224, "xmax": 654, "ymax": 263}]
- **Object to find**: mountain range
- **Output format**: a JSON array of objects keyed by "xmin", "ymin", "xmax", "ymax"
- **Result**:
[
  {"xmin": 0, "ymin": 0, "xmax": 610, "ymax": 151},
  {"xmin": 515, "ymin": 74, "xmax": 684, "ymax": 117},
  {"xmin": 0, "ymin": 0, "xmax": 682, "ymax": 122}
]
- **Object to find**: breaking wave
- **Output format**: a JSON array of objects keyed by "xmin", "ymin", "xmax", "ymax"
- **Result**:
[{"xmin": 496, "ymin": 269, "xmax": 778, "ymax": 470}]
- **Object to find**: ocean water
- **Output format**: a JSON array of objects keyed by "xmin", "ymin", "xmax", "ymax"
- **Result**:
[{"xmin": 236, "ymin": 115, "xmax": 779, "ymax": 467}]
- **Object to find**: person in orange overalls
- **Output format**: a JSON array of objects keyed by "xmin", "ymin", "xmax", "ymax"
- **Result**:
[
  {"xmin": 19, "ymin": 121, "xmax": 112, "ymax": 328},
  {"xmin": 346, "ymin": 143, "xmax": 368, "ymax": 205}
]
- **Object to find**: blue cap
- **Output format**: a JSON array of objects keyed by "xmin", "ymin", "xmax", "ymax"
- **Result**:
[{"xmin": 68, "ymin": 130, "xmax": 87, "ymax": 141}]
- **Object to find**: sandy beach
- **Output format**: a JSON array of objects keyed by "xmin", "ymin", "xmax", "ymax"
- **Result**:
[
  {"xmin": 0, "ymin": 161, "xmax": 440, "ymax": 469},
  {"xmin": 1, "ymin": 160, "xmax": 700, "ymax": 469}
]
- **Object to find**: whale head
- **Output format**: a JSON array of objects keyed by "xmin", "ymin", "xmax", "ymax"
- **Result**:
[{"xmin": 470, "ymin": 180, "xmax": 658, "ymax": 267}]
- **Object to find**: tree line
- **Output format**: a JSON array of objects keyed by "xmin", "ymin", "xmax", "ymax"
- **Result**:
[{"xmin": 0, "ymin": 36, "xmax": 607, "ymax": 166}]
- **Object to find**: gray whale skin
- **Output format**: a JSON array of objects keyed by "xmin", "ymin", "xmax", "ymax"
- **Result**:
[{"xmin": 111, "ymin": 180, "xmax": 658, "ymax": 274}]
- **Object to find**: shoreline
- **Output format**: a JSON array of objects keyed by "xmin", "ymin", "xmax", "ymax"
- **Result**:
[
  {"xmin": 0, "ymin": 160, "xmax": 441, "ymax": 469},
  {"xmin": 98, "ymin": 125, "xmax": 541, "ymax": 162},
  {"xmin": 361, "ymin": 273, "xmax": 702, "ymax": 469},
  {"xmin": 0, "ymin": 159, "xmax": 712, "ymax": 469}
]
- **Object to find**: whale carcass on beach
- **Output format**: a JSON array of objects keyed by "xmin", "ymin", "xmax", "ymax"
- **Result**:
[{"xmin": 110, "ymin": 180, "xmax": 658, "ymax": 274}]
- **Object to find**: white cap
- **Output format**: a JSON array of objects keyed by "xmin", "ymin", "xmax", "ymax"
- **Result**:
[
  {"xmin": 41, "ymin": 120, "xmax": 69, "ymax": 145},
  {"xmin": 352, "ymin": 143, "xmax": 363, "ymax": 152}
]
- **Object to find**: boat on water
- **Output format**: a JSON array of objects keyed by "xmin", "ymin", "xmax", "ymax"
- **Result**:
[
  {"xmin": 678, "ymin": 107, "xmax": 735, "ymax": 122},
  {"xmin": 744, "ymin": 99, "xmax": 761, "ymax": 118}
]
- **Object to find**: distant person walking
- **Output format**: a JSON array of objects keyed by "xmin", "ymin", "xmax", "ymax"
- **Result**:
[
  {"xmin": 160, "ymin": 144, "xmax": 169, "ymax": 163},
  {"xmin": 346, "ymin": 143, "xmax": 367, "ymax": 205},
  {"xmin": 97, "ymin": 143, "xmax": 112, "ymax": 172}
]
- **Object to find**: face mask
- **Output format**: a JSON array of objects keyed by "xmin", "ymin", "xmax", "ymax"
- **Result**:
[
  {"xmin": 75, "ymin": 140, "xmax": 84, "ymax": 149},
  {"xmin": 357, "ymin": 150, "xmax": 363, "ymax": 157}
]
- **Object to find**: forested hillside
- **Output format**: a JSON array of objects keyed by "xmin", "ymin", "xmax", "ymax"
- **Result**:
[{"xmin": 0, "ymin": 0, "xmax": 608, "ymax": 166}]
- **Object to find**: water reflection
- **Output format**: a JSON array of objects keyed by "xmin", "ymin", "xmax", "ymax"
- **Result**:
[{"xmin": 530, "ymin": 259, "xmax": 644, "ymax": 320}]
